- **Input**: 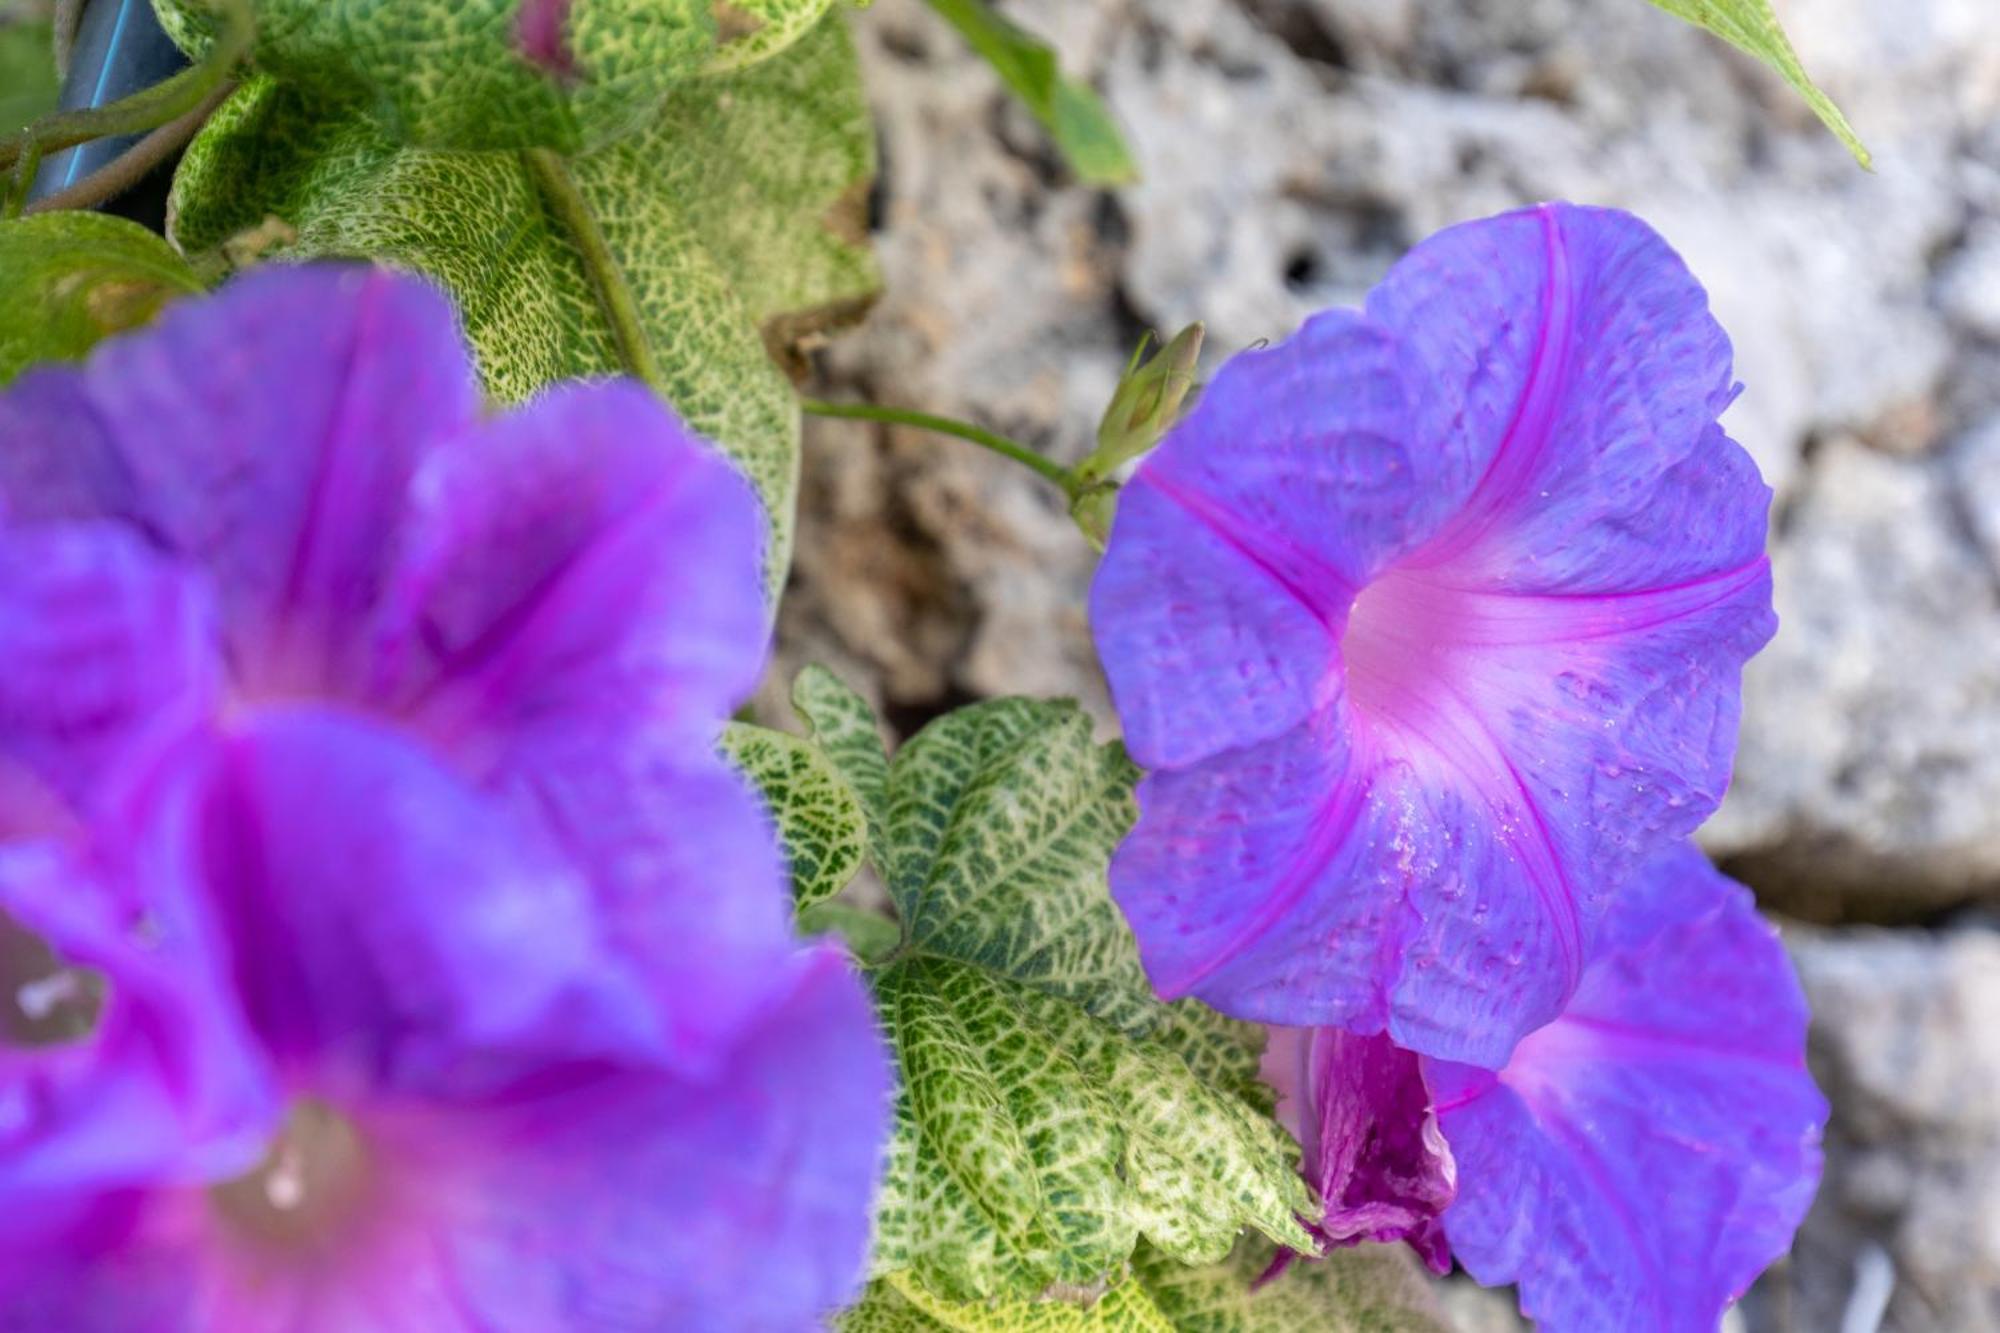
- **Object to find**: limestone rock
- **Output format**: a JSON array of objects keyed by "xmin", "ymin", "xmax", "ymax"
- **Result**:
[
  {"xmin": 1704, "ymin": 434, "xmax": 2000, "ymax": 919},
  {"xmin": 1760, "ymin": 926, "xmax": 2000, "ymax": 1333}
]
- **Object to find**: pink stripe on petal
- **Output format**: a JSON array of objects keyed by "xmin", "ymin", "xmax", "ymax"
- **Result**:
[
  {"xmin": 0, "ymin": 266, "xmax": 482, "ymax": 702},
  {"xmin": 1432, "ymin": 846, "xmax": 1825, "ymax": 1332}
]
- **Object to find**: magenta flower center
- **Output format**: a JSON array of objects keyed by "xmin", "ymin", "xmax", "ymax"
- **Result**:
[
  {"xmin": 210, "ymin": 1099, "xmax": 373, "ymax": 1251},
  {"xmin": 1340, "ymin": 567, "xmax": 1479, "ymax": 733}
]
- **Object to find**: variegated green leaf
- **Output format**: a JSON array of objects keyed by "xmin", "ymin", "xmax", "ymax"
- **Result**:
[
  {"xmin": 838, "ymin": 1243, "xmax": 1449, "ymax": 1333},
  {"xmin": 721, "ymin": 721, "xmax": 867, "ymax": 910},
  {"xmin": 840, "ymin": 1270, "xmax": 1175, "ymax": 1332},
  {"xmin": 782, "ymin": 674, "xmax": 1318, "ymax": 1302},
  {"xmin": 168, "ymin": 13, "xmax": 879, "ymax": 588},
  {"xmin": 840, "ymin": 1286, "xmax": 950, "ymax": 1333},
  {"xmin": 1645, "ymin": 0, "xmax": 1868, "ymax": 166},
  {"xmin": 1148, "ymin": 1000, "xmax": 1278, "ymax": 1119},
  {"xmin": 711, "ymin": 0, "xmax": 854, "ymax": 73},
  {"xmin": 881, "ymin": 696, "xmax": 1163, "ymax": 1033},
  {"xmin": 0, "ymin": 212, "xmax": 205, "ymax": 384},
  {"xmin": 793, "ymin": 664, "xmax": 891, "ymax": 852},
  {"xmin": 151, "ymin": 0, "xmax": 842, "ymax": 150},
  {"xmin": 1132, "ymin": 1241, "xmax": 1452, "ymax": 1333},
  {"xmin": 874, "ymin": 955, "xmax": 1315, "ymax": 1300}
]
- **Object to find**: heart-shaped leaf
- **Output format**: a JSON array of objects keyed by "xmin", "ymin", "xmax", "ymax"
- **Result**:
[
  {"xmin": 787, "ymin": 669, "xmax": 1318, "ymax": 1302},
  {"xmin": 169, "ymin": 12, "xmax": 879, "ymax": 588}
]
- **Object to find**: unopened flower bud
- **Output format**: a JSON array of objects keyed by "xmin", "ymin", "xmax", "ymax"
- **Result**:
[{"xmin": 1080, "ymin": 322, "xmax": 1203, "ymax": 487}]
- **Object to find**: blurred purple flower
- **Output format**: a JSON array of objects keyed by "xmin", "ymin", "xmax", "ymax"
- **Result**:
[
  {"xmin": 1092, "ymin": 202, "xmax": 1776, "ymax": 1067},
  {"xmin": 1268, "ymin": 846, "xmax": 1826, "ymax": 1331},
  {"xmin": 516, "ymin": 0, "xmax": 577, "ymax": 80},
  {"xmin": 0, "ymin": 266, "xmax": 889, "ymax": 1330}
]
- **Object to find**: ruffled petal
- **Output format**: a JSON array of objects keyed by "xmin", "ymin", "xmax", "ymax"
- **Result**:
[
  {"xmin": 0, "ymin": 523, "xmax": 218, "ymax": 823},
  {"xmin": 1356, "ymin": 554, "xmax": 1774, "ymax": 1060},
  {"xmin": 0, "ymin": 724, "xmax": 832, "ymax": 1331},
  {"xmin": 1091, "ymin": 475, "xmax": 1334, "ymax": 771},
  {"xmin": 0, "ymin": 1191, "xmax": 207, "ymax": 1333},
  {"xmin": 1430, "ymin": 845, "xmax": 1826, "ymax": 1332},
  {"xmin": 358, "ymin": 383, "xmax": 791, "ymax": 1071},
  {"xmin": 1116, "ymin": 704, "xmax": 1588, "ymax": 1067},
  {"xmin": 1093, "ymin": 312, "xmax": 1422, "ymax": 767},
  {"xmin": 374, "ymin": 380, "xmax": 768, "ymax": 761},
  {"xmin": 1112, "ymin": 706, "xmax": 1385, "ymax": 1030},
  {"xmin": 189, "ymin": 947, "xmax": 890, "ymax": 1332},
  {"xmin": 0, "ymin": 266, "xmax": 480, "ymax": 696},
  {"xmin": 1096, "ymin": 205, "xmax": 1775, "ymax": 1064},
  {"xmin": 1370, "ymin": 205, "xmax": 1747, "ymax": 591},
  {"xmin": 493, "ymin": 726, "xmax": 797, "ymax": 1076},
  {"xmin": 424, "ymin": 948, "xmax": 890, "ymax": 1331},
  {"xmin": 192, "ymin": 709, "xmax": 665, "ymax": 1094}
]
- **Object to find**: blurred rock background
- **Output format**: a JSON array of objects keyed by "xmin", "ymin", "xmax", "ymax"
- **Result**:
[{"xmin": 768, "ymin": 1, "xmax": 2000, "ymax": 1329}]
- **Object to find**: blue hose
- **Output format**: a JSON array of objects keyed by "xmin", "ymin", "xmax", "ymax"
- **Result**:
[{"xmin": 28, "ymin": 0, "xmax": 190, "ymax": 213}]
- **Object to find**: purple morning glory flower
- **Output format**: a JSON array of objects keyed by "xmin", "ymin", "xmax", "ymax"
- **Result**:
[
  {"xmin": 1268, "ymin": 845, "xmax": 1826, "ymax": 1332},
  {"xmin": 1092, "ymin": 202, "xmax": 1776, "ymax": 1067},
  {"xmin": 0, "ymin": 266, "xmax": 889, "ymax": 1329}
]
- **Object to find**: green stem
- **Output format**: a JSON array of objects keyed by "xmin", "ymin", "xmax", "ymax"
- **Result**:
[
  {"xmin": 0, "ymin": 0, "xmax": 252, "ymax": 175},
  {"xmin": 521, "ymin": 147, "xmax": 662, "ymax": 389},
  {"xmin": 25, "ymin": 83, "xmax": 233, "ymax": 216},
  {"xmin": 800, "ymin": 398, "xmax": 1076, "ymax": 497},
  {"xmin": 5, "ymin": 142, "xmax": 44, "ymax": 219}
]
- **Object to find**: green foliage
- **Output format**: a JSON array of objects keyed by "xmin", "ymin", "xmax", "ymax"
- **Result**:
[
  {"xmin": 150, "ymin": 0, "xmax": 844, "ymax": 150},
  {"xmin": 1646, "ymin": 0, "xmax": 1868, "ymax": 166},
  {"xmin": 841, "ymin": 1271, "xmax": 1174, "ymax": 1331},
  {"xmin": 0, "ymin": 212, "xmax": 204, "ymax": 384},
  {"xmin": 1132, "ymin": 1242, "xmax": 1452, "ymax": 1333},
  {"xmin": 838, "ymin": 1243, "xmax": 1451, "ymax": 1332},
  {"xmin": 168, "ymin": 12, "xmax": 879, "ymax": 587},
  {"xmin": 781, "ymin": 669, "xmax": 1317, "ymax": 1302},
  {"xmin": 798, "ymin": 899, "xmax": 903, "ymax": 962},
  {"xmin": 925, "ymin": 0, "xmax": 1135, "ymax": 186},
  {"xmin": 0, "ymin": 15, "xmax": 57, "ymax": 136},
  {"xmin": 710, "ymin": 0, "xmax": 854, "ymax": 73},
  {"xmin": 793, "ymin": 665, "xmax": 892, "ymax": 847},
  {"xmin": 721, "ymin": 721, "xmax": 868, "ymax": 910}
]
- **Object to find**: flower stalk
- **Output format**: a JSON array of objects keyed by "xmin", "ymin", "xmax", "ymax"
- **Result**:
[
  {"xmin": 798, "ymin": 398, "xmax": 1077, "ymax": 495},
  {"xmin": 0, "ymin": 0, "xmax": 254, "ymax": 214},
  {"xmin": 802, "ymin": 324, "xmax": 1202, "ymax": 550}
]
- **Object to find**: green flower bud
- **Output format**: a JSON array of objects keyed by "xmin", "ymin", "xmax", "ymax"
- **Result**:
[
  {"xmin": 1080, "ymin": 322, "xmax": 1203, "ymax": 487},
  {"xmin": 1069, "ymin": 323, "xmax": 1202, "ymax": 550}
]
